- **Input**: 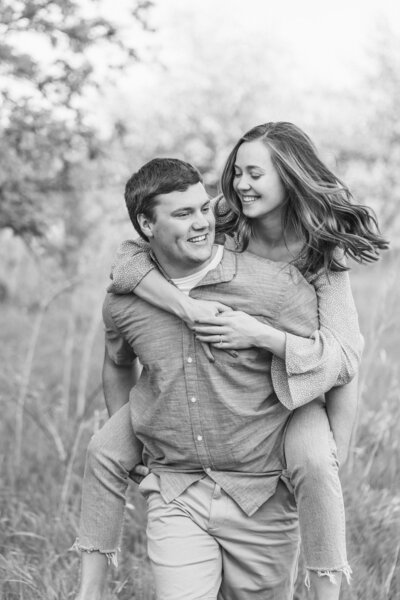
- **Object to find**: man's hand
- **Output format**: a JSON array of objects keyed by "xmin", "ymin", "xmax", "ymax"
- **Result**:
[{"xmin": 129, "ymin": 464, "xmax": 150, "ymax": 484}]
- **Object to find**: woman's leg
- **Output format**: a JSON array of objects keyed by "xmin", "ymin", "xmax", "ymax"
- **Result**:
[
  {"xmin": 74, "ymin": 403, "xmax": 143, "ymax": 600},
  {"xmin": 283, "ymin": 398, "xmax": 351, "ymax": 600}
]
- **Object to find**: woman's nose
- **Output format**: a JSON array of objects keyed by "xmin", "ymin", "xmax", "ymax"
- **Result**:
[{"xmin": 236, "ymin": 175, "xmax": 251, "ymax": 191}]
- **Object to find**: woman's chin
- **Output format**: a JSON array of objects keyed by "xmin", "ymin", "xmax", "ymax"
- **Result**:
[{"xmin": 242, "ymin": 204, "xmax": 261, "ymax": 219}]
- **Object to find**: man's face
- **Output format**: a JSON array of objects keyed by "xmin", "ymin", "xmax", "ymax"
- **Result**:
[{"xmin": 142, "ymin": 182, "xmax": 215, "ymax": 278}]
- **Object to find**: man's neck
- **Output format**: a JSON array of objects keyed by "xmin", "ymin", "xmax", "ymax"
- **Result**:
[{"xmin": 151, "ymin": 245, "xmax": 219, "ymax": 280}]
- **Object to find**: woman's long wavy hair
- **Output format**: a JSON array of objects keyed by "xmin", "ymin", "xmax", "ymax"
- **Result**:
[{"xmin": 219, "ymin": 122, "xmax": 388, "ymax": 275}]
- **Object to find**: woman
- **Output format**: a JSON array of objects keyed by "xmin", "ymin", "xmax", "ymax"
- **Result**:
[{"xmin": 78, "ymin": 123, "xmax": 387, "ymax": 600}]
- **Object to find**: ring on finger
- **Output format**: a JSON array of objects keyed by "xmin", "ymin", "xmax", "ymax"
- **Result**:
[{"xmin": 218, "ymin": 335, "xmax": 223, "ymax": 347}]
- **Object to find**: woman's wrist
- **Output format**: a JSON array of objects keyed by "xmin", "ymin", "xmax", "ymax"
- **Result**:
[
  {"xmin": 172, "ymin": 294, "xmax": 196, "ymax": 323},
  {"xmin": 253, "ymin": 324, "xmax": 286, "ymax": 358}
]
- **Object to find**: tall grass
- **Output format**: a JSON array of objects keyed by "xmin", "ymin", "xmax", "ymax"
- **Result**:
[{"xmin": 0, "ymin": 246, "xmax": 399, "ymax": 599}]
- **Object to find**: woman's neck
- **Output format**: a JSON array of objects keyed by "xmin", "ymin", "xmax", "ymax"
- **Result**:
[{"xmin": 248, "ymin": 216, "xmax": 303, "ymax": 262}]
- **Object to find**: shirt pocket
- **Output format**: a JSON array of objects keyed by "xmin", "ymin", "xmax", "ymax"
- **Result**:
[{"xmin": 209, "ymin": 344, "xmax": 275, "ymax": 417}]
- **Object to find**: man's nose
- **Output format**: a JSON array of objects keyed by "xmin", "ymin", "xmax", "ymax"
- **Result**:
[{"xmin": 192, "ymin": 211, "xmax": 210, "ymax": 229}]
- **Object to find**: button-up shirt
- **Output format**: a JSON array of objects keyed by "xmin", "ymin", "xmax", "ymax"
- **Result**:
[{"xmin": 103, "ymin": 242, "xmax": 318, "ymax": 516}]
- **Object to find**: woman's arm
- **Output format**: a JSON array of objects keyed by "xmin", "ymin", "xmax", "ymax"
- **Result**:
[
  {"xmin": 194, "ymin": 310, "xmax": 287, "ymax": 356},
  {"xmin": 194, "ymin": 266, "xmax": 364, "ymax": 410},
  {"xmin": 109, "ymin": 235, "xmax": 363, "ymax": 410},
  {"xmin": 272, "ymin": 266, "xmax": 363, "ymax": 409},
  {"xmin": 108, "ymin": 236, "xmax": 233, "ymax": 361},
  {"xmin": 109, "ymin": 233, "xmax": 232, "ymax": 323}
]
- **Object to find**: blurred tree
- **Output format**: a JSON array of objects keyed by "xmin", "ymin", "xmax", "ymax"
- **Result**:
[
  {"xmin": 332, "ymin": 19, "xmax": 400, "ymax": 242},
  {"xmin": 106, "ymin": 7, "xmax": 289, "ymax": 198},
  {"xmin": 0, "ymin": 0, "xmax": 154, "ymax": 252}
]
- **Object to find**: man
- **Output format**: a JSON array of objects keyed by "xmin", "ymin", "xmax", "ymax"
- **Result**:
[{"xmin": 75, "ymin": 158, "xmax": 320, "ymax": 600}]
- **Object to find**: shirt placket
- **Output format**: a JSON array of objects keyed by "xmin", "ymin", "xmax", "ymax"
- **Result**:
[{"xmin": 182, "ymin": 325, "xmax": 213, "ymax": 472}]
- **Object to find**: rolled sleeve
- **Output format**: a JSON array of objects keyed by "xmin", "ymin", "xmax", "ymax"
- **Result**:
[
  {"xmin": 103, "ymin": 294, "xmax": 136, "ymax": 366},
  {"xmin": 272, "ymin": 265, "xmax": 364, "ymax": 410}
]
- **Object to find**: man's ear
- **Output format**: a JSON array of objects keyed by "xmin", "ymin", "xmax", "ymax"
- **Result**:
[{"xmin": 137, "ymin": 213, "xmax": 155, "ymax": 239}]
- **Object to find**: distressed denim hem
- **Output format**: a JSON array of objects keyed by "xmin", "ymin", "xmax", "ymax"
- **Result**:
[
  {"xmin": 70, "ymin": 538, "xmax": 120, "ymax": 568},
  {"xmin": 304, "ymin": 563, "xmax": 352, "ymax": 589}
]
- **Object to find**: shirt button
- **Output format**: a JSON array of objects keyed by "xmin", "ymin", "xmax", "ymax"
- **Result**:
[
  {"xmin": 187, "ymin": 357, "xmax": 193, "ymax": 364},
  {"xmin": 191, "ymin": 397, "xmax": 197, "ymax": 403},
  {"xmin": 197, "ymin": 435, "xmax": 203, "ymax": 441}
]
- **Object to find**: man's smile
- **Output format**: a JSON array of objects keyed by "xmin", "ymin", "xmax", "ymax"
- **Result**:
[{"xmin": 187, "ymin": 233, "xmax": 209, "ymax": 243}]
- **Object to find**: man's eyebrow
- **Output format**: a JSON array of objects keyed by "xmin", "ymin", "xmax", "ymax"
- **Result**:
[
  {"xmin": 170, "ymin": 199, "xmax": 210, "ymax": 214},
  {"xmin": 170, "ymin": 206, "xmax": 192, "ymax": 214}
]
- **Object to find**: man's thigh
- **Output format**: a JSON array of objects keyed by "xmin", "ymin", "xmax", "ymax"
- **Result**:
[
  {"xmin": 140, "ymin": 474, "xmax": 222, "ymax": 600},
  {"xmin": 217, "ymin": 481, "xmax": 300, "ymax": 600}
]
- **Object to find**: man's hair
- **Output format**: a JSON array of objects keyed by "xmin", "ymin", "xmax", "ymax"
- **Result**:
[{"xmin": 125, "ymin": 158, "xmax": 203, "ymax": 241}]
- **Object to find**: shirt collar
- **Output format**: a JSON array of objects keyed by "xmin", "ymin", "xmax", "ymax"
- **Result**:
[{"xmin": 149, "ymin": 237, "xmax": 237, "ymax": 290}]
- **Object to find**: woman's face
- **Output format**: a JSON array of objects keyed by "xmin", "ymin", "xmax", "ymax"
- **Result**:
[{"xmin": 233, "ymin": 140, "xmax": 286, "ymax": 220}]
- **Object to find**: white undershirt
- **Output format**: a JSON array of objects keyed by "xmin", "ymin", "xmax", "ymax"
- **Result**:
[{"xmin": 171, "ymin": 245, "xmax": 224, "ymax": 295}]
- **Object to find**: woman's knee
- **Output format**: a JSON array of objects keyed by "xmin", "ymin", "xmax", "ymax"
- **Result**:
[
  {"xmin": 287, "ymin": 439, "xmax": 338, "ymax": 482},
  {"xmin": 85, "ymin": 430, "xmax": 114, "ymax": 471},
  {"xmin": 285, "ymin": 408, "xmax": 338, "ymax": 478},
  {"xmin": 85, "ymin": 412, "xmax": 142, "ymax": 475}
]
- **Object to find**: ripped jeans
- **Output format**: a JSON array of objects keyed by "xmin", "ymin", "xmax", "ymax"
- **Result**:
[{"xmin": 75, "ymin": 398, "xmax": 351, "ymax": 584}]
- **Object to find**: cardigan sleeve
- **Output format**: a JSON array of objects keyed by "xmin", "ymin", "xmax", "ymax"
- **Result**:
[
  {"xmin": 108, "ymin": 238, "xmax": 155, "ymax": 294},
  {"xmin": 272, "ymin": 266, "xmax": 364, "ymax": 410}
]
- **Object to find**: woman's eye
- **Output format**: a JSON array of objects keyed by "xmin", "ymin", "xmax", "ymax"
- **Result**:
[{"xmin": 250, "ymin": 174, "xmax": 261, "ymax": 180}]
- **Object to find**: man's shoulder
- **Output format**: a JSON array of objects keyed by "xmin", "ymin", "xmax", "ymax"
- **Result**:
[
  {"xmin": 104, "ymin": 290, "xmax": 137, "ymax": 309},
  {"xmin": 103, "ymin": 291, "xmax": 138, "ymax": 324}
]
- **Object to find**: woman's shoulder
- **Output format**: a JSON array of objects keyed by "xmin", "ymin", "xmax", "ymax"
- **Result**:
[
  {"xmin": 211, "ymin": 194, "xmax": 230, "ymax": 216},
  {"xmin": 296, "ymin": 246, "xmax": 348, "ymax": 284}
]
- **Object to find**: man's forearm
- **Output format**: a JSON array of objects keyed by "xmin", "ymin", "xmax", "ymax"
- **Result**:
[
  {"xmin": 325, "ymin": 374, "xmax": 359, "ymax": 466},
  {"xmin": 102, "ymin": 351, "xmax": 139, "ymax": 416}
]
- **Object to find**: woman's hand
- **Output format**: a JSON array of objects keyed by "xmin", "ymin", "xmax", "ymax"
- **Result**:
[
  {"xmin": 182, "ymin": 298, "xmax": 233, "ymax": 327},
  {"xmin": 194, "ymin": 311, "xmax": 269, "ymax": 350},
  {"xmin": 182, "ymin": 299, "xmax": 234, "ymax": 361}
]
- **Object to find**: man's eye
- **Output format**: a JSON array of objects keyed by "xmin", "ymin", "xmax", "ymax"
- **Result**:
[
  {"xmin": 175, "ymin": 212, "xmax": 189, "ymax": 217},
  {"xmin": 202, "ymin": 205, "xmax": 210, "ymax": 213}
]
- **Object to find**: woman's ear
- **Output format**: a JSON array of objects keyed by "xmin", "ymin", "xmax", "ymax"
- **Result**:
[{"xmin": 137, "ymin": 213, "xmax": 154, "ymax": 239}]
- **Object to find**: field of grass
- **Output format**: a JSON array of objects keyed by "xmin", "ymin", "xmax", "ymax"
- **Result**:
[{"xmin": 0, "ymin": 247, "xmax": 399, "ymax": 599}]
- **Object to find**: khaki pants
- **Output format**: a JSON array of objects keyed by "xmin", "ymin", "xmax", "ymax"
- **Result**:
[{"xmin": 140, "ymin": 473, "xmax": 300, "ymax": 600}]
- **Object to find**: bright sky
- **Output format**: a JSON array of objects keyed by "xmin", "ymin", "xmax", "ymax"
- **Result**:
[
  {"xmin": 7, "ymin": 0, "xmax": 400, "ymax": 89},
  {"xmin": 5, "ymin": 0, "xmax": 399, "ymax": 134},
  {"xmin": 146, "ymin": 0, "xmax": 400, "ymax": 87}
]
